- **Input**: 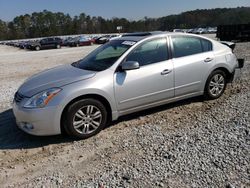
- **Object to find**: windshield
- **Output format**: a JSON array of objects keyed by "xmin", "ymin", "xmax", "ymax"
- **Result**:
[{"xmin": 72, "ymin": 40, "xmax": 135, "ymax": 71}]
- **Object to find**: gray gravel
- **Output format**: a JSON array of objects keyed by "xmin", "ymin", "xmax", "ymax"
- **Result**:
[{"xmin": 0, "ymin": 40, "xmax": 249, "ymax": 188}]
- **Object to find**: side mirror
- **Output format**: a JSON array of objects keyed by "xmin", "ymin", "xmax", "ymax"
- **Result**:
[{"xmin": 122, "ymin": 61, "xmax": 140, "ymax": 71}]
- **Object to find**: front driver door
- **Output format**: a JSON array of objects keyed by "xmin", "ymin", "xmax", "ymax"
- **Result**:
[{"xmin": 114, "ymin": 38, "xmax": 174, "ymax": 113}]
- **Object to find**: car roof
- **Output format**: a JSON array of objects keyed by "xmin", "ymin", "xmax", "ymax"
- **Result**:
[
  {"xmin": 122, "ymin": 31, "xmax": 163, "ymax": 37},
  {"xmin": 115, "ymin": 31, "xmax": 166, "ymax": 42},
  {"xmin": 116, "ymin": 31, "xmax": 213, "ymax": 42}
]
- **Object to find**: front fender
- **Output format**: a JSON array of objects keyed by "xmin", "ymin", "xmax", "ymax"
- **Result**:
[{"xmin": 54, "ymin": 77, "xmax": 118, "ymax": 124}]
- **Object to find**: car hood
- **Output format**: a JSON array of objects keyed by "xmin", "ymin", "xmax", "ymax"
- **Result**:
[{"xmin": 18, "ymin": 64, "xmax": 96, "ymax": 97}]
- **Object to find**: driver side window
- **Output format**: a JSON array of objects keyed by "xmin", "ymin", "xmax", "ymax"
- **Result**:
[{"xmin": 126, "ymin": 38, "xmax": 169, "ymax": 66}]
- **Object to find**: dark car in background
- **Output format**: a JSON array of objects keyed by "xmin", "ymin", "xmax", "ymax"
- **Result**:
[
  {"xmin": 68, "ymin": 36, "xmax": 92, "ymax": 47},
  {"xmin": 27, "ymin": 37, "xmax": 62, "ymax": 51},
  {"xmin": 95, "ymin": 34, "xmax": 120, "ymax": 44},
  {"xmin": 95, "ymin": 35, "xmax": 110, "ymax": 44},
  {"xmin": 62, "ymin": 37, "xmax": 73, "ymax": 46},
  {"xmin": 19, "ymin": 41, "xmax": 33, "ymax": 49}
]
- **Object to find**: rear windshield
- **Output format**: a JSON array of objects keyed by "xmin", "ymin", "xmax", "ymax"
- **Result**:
[{"xmin": 72, "ymin": 40, "xmax": 135, "ymax": 71}]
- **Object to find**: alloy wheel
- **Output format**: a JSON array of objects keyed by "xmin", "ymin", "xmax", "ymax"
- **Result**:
[
  {"xmin": 73, "ymin": 105, "xmax": 102, "ymax": 135},
  {"xmin": 209, "ymin": 74, "xmax": 225, "ymax": 97}
]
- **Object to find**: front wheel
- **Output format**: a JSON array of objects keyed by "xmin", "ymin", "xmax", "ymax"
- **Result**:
[
  {"xmin": 204, "ymin": 70, "xmax": 227, "ymax": 99},
  {"xmin": 35, "ymin": 46, "xmax": 40, "ymax": 51},
  {"xmin": 63, "ymin": 99, "xmax": 108, "ymax": 139}
]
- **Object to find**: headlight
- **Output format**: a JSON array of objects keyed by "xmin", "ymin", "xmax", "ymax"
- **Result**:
[{"xmin": 24, "ymin": 88, "xmax": 62, "ymax": 109}]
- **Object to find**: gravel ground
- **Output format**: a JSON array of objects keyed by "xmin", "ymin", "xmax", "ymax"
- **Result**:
[{"xmin": 0, "ymin": 37, "xmax": 249, "ymax": 188}]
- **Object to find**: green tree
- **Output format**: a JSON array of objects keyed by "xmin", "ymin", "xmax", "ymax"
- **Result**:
[
  {"xmin": 0, "ymin": 19, "xmax": 8, "ymax": 40},
  {"xmin": 1, "ymin": 7, "xmax": 250, "ymax": 40}
]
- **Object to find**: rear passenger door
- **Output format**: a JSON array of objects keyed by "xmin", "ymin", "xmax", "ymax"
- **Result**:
[{"xmin": 170, "ymin": 35, "xmax": 215, "ymax": 96}]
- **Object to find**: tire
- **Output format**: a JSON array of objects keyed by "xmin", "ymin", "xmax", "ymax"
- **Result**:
[
  {"xmin": 204, "ymin": 70, "xmax": 227, "ymax": 99},
  {"xmin": 56, "ymin": 44, "xmax": 61, "ymax": 49},
  {"xmin": 76, "ymin": 43, "xmax": 79, "ymax": 47},
  {"xmin": 35, "ymin": 46, "xmax": 40, "ymax": 51},
  {"xmin": 62, "ymin": 98, "xmax": 108, "ymax": 139}
]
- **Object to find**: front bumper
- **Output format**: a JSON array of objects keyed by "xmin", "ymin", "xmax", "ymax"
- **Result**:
[{"xmin": 13, "ymin": 102, "xmax": 61, "ymax": 136}]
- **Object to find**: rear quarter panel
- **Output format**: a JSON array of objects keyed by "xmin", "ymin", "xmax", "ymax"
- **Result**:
[{"xmin": 200, "ymin": 41, "xmax": 237, "ymax": 90}]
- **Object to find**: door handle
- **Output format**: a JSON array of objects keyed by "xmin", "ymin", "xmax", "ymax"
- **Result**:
[
  {"xmin": 204, "ymin": 57, "xmax": 213, "ymax": 62},
  {"xmin": 161, "ymin": 69, "xmax": 172, "ymax": 75}
]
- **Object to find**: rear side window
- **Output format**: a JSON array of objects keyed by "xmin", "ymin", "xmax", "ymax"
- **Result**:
[
  {"xmin": 172, "ymin": 36, "xmax": 203, "ymax": 58},
  {"xmin": 201, "ymin": 39, "xmax": 212, "ymax": 52},
  {"xmin": 126, "ymin": 38, "xmax": 169, "ymax": 66}
]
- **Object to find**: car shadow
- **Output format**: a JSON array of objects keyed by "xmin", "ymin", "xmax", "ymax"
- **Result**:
[
  {"xmin": 0, "ymin": 109, "xmax": 74, "ymax": 150},
  {"xmin": 0, "ymin": 96, "xmax": 205, "ymax": 150},
  {"xmin": 110, "ymin": 96, "xmax": 205, "ymax": 127}
]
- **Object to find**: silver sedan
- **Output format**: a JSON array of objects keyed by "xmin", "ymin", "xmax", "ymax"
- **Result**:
[{"xmin": 13, "ymin": 32, "xmax": 243, "ymax": 139}]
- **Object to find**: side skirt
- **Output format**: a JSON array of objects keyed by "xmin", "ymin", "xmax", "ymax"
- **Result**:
[{"xmin": 117, "ymin": 91, "xmax": 204, "ymax": 117}]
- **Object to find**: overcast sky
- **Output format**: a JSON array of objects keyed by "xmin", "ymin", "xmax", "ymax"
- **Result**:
[{"xmin": 0, "ymin": 0, "xmax": 249, "ymax": 21}]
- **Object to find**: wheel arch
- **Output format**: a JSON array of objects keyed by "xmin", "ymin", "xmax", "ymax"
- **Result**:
[
  {"xmin": 202, "ymin": 65, "xmax": 234, "ymax": 93},
  {"xmin": 209, "ymin": 67, "xmax": 234, "ymax": 83},
  {"xmin": 60, "ymin": 94, "xmax": 113, "ymax": 134},
  {"xmin": 35, "ymin": 45, "xmax": 41, "ymax": 50}
]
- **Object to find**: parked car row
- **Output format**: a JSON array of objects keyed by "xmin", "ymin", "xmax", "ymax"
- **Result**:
[
  {"xmin": 1, "ymin": 37, "xmax": 62, "ymax": 50},
  {"xmin": 0, "ymin": 34, "xmax": 121, "ymax": 51},
  {"xmin": 173, "ymin": 27, "xmax": 217, "ymax": 34}
]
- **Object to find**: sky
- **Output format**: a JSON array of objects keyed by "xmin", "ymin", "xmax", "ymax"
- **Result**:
[{"xmin": 0, "ymin": 0, "xmax": 249, "ymax": 21}]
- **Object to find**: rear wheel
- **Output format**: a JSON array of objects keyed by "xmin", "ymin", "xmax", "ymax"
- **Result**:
[
  {"xmin": 204, "ymin": 70, "xmax": 227, "ymax": 99},
  {"xmin": 56, "ymin": 44, "xmax": 61, "ymax": 49},
  {"xmin": 63, "ymin": 99, "xmax": 107, "ymax": 139}
]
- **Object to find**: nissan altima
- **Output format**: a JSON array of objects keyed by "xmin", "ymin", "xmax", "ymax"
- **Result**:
[{"xmin": 13, "ymin": 32, "xmax": 244, "ymax": 139}]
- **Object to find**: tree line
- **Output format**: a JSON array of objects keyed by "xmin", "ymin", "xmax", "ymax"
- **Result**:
[{"xmin": 0, "ymin": 7, "xmax": 250, "ymax": 40}]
